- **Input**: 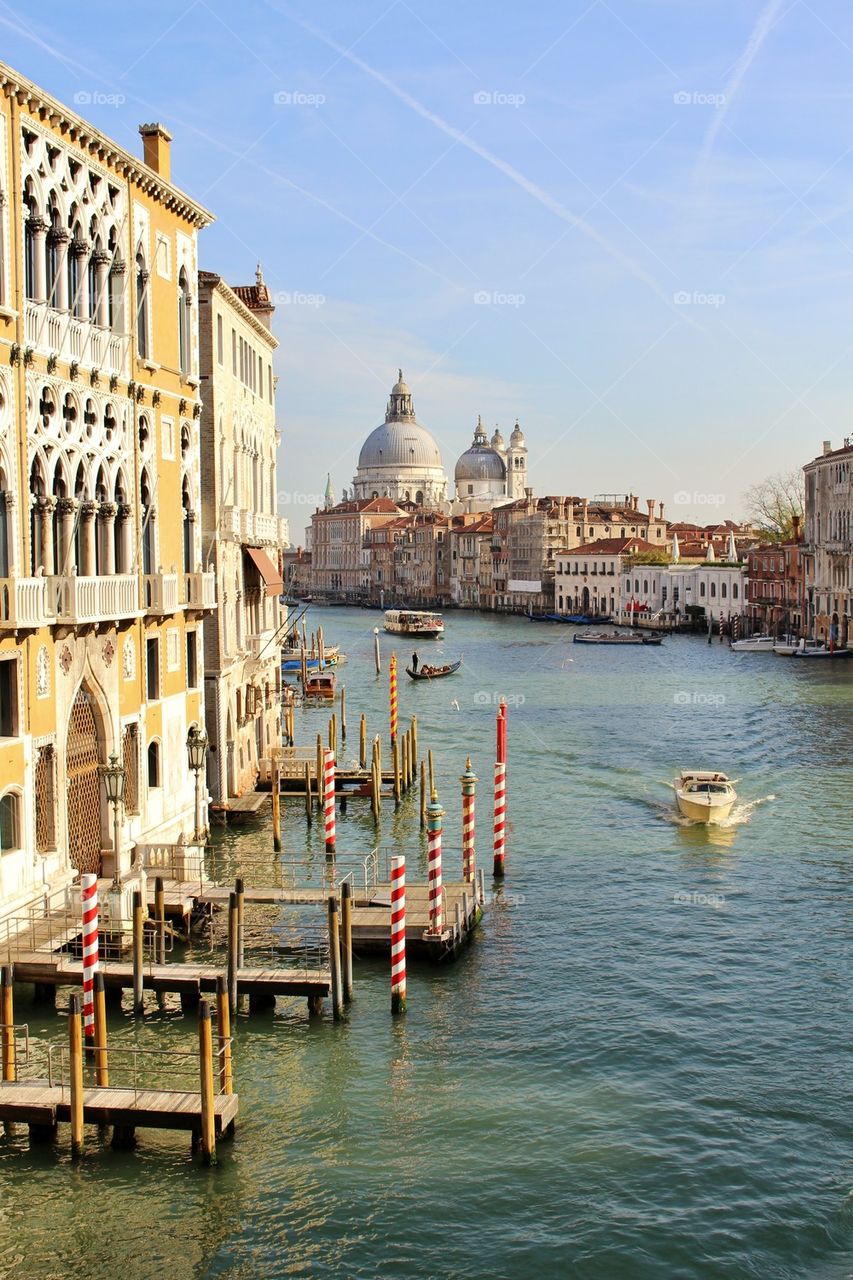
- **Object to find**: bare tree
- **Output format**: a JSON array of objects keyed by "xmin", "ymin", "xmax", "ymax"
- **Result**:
[{"xmin": 743, "ymin": 468, "xmax": 804, "ymax": 542}]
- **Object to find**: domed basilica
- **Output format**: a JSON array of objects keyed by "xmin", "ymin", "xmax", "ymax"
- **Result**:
[{"xmin": 348, "ymin": 371, "xmax": 528, "ymax": 514}]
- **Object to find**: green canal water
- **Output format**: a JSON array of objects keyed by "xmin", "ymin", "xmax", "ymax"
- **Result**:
[{"xmin": 1, "ymin": 608, "xmax": 851, "ymax": 1279}]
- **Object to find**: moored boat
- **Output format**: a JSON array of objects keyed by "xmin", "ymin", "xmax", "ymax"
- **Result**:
[
  {"xmin": 730, "ymin": 635, "xmax": 776, "ymax": 652},
  {"xmin": 791, "ymin": 644, "xmax": 852, "ymax": 659},
  {"xmin": 573, "ymin": 631, "xmax": 663, "ymax": 646},
  {"xmin": 565, "ymin": 613, "xmax": 612, "ymax": 625},
  {"xmin": 406, "ymin": 659, "xmax": 462, "ymax": 680},
  {"xmin": 303, "ymin": 671, "xmax": 337, "ymax": 701},
  {"xmin": 774, "ymin": 638, "xmax": 824, "ymax": 656},
  {"xmin": 384, "ymin": 609, "xmax": 444, "ymax": 638},
  {"xmin": 674, "ymin": 770, "xmax": 737, "ymax": 824}
]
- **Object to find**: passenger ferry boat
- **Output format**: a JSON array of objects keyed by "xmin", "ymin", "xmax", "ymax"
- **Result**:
[{"xmin": 383, "ymin": 609, "xmax": 444, "ymax": 638}]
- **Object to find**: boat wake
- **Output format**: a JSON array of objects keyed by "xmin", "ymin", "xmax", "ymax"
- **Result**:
[{"xmin": 649, "ymin": 785, "xmax": 776, "ymax": 830}]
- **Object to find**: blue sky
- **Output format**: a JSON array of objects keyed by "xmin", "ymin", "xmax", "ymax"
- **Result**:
[{"xmin": 4, "ymin": 0, "xmax": 853, "ymax": 540}]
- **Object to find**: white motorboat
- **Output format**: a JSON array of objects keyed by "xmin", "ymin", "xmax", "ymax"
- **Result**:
[
  {"xmin": 674, "ymin": 771, "xmax": 737, "ymax": 824},
  {"xmin": 774, "ymin": 638, "xmax": 825, "ymax": 657},
  {"xmin": 383, "ymin": 609, "xmax": 444, "ymax": 638},
  {"xmin": 730, "ymin": 635, "xmax": 776, "ymax": 652}
]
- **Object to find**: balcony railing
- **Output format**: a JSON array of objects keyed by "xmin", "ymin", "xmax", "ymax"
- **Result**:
[
  {"xmin": 0, "ymin": 576, "xmax": 56, "ymax": 629},
  {"xmin": 240, "ymin": 511, "xmax": 255, "ymax": 542},
  {"xmin": 252, "ymin": 513, "xmax": 280, "ymax": 545},
  {"xmin": 48, "ymin": 574, "xmax": 139, "ymax": 623},
  {"xmin": 144, "ymin": 572, "xmax": 181, "ymax": 616},
  {"xmin": 221, "ymin": 506, "xmax": 242, "ymax": 539},
  {"xmin": 185, "ymin": 571, "xmax": 216, "ymax": 611},
  {"xmin": 247, "ymin": 631, "xmax": 277, "ymax": 661},
  {"xmin": 25, "ymin": 301, "xmax": 129, "ymax": 376}
]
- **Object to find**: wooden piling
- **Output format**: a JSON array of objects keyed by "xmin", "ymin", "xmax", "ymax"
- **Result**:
[
  {"xmin": 341, "ymin": 882, "xmax": 353, "ymax": 1004},
  {"xmin": 411, "ymin": 715, "xmax": 418, "ymax": 769},
  {"xmin": 373, "ymin": 626, "xmax": 381, "ymax": 674},
  {"xmin": 420, "ymin": 761, "xmax": 427, "ymax": 828},
  {"xmin": 93, "ymin": 971, "xmax": 109, "ymax": 1088},
  {"xmin": 392, "ymin": 738, "xmax": 401, "ymax": 807},
  {"xmin": 227, "ymin": 891, "xmax": 239, "ymax": 1014},
  {"xmin": 155, "ymin": 875, "xmax": 166, "ymax": 965},
  {"xmin": 271, "ymin": 756, "xmax": 281, "ymax": 852},
  {"xmin": 327, "ymin": 896, "xmax": 343, "ymax": 1020},
  {"xmin": 316, "ymin": 734, "xmax": 324, "ymax": 810},
  {"xmin": 198, "ymin": 1000, "xmax": 217, "ymax": 1165},
  {"xmin": 359, "ymin": 714, "xmax": 367, "ymax": 769},
  {"xmin": 328, "ymin": 713, "xmax": 336, "ymax": 757},
  {"xmin": 428, "ymin": 748, "xmax": 435, "ymax": 795},
  {"xmin": 215, "ymin": 975, "xmax": 233, "ymax": 1097},
  {"xmin": 132, "ymin": 890, "xmax": 144, "ymax": 1017},
  {"xmin": 69, "ymin": 993, "xmax": 84, "ymax": 1158},
  {"xmin": 1, "ymin": 965, "xmax": 14, "ymax": 1082},
  {"xmin": 235, "ymin": 876, "xmax": 245, "ymax": 970},
  {"xmin": 340, "ymin": 686, "xmax": 347, "ymax": 741},
  {"xmin": 304, "ymin": 760, "xmax": 313, "ymax": 823},
  {"xmin": 402, "ymin": 733, "xmax": 409, "ymax": 792}
]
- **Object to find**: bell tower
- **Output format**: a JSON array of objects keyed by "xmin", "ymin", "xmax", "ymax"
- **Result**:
[{"xmin": 507, "ymin": 421, "xmax": 528, "ymax": 499}]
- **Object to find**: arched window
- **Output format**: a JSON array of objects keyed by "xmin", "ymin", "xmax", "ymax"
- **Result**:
[
  {"xmin": 711, "ymin": 582, "xmax": 717, "ymax": 598},
  {"xmin": 147, "ymin": 741, "xmax": 161, "ymax": 787},
  {"xmin": 140, "ymin": 467, "xmax": 154, "ymax": 575},
  {"xmin": 108, "ymin": 228, "xmax": 124, "ymax": 332},
  {"xmin": 0, "ymin": 791, "xmax": 21, "ymax": 852},
  {"xmin": 733, "ymin": 583, "xmax": 739, "ymax": 600},
  {"xmin": 23, "ymin": 185, "xmax": 38, "ymax": 300},
  {"xmin": 46, "ymin": 205, "xmax": 63, "ymax": 307},
  {"xmin": 136, "ymin": 251, "xmax": 150, "ymax": 358},
  {"xmin": 721, "ymin": 582, "xmax": 727, "ymax": 599},
  {"xmin": 182, "ymin": 475, "xmax": 194, "ymax": 573},
  {"xmin": 700, "ymin": 582, "xmax": 706, "ymax": 597},
  {"xmin": 178, "ymin": 267, "xmax": 191, "ymax": 374}
]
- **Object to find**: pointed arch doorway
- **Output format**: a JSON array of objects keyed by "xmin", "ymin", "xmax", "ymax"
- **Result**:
[{"xmin": 66, "ymin": 687, "xmax": 104, "ymax": 875}]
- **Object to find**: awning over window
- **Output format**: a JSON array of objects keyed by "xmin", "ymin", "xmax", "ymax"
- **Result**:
[{"xmin": 245, "ymin": 546, "xmax": 283, "ymax": 597}]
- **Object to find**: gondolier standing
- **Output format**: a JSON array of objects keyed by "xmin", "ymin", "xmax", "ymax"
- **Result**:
[{"xmin": 412, "ymin": 652, "xmax": 419, "ymax": 673}]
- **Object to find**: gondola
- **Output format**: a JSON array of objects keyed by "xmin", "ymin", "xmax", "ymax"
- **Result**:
[{"xmin": 406, "ymin": 660, "xmax": 462, "ymax": 680}]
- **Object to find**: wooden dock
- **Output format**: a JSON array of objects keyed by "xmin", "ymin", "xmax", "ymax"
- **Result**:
[{"xmin": 0, "ymin": 1081, "xmax": 238, "ymax": 1134}]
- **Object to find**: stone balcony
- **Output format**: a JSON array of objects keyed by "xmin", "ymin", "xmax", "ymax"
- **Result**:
[
  {"xmin": 184, "ymin": 570, "xmax": 217, "ymax": 611},
  {"xmin": 25, "ymin": 301, "xmax": 129, "ymax": 377},
  {"xmin": 221, "ymin": 506, "xmax": 242, "ymax": 539},
  {"xmin": 0, "ymin": 576, "xmax": 56, "ymax": 629},
  {"xmin": 143, "ymin": 572, "xmax": 181, "ymax": 616},
  {"xmin": 48, "ymin": 573, "xmax": 140, "ymax": 624},
  {"xmin": 246, "ymin": 630, "xmax": 278, "ymax": 662}
]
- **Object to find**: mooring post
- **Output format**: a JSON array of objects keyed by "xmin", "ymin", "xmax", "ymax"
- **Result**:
[
  {"xmin": 329, "ymin": 712, "xmax": 336, "ymax": 757},
  {"xmin": 341, "ymin": 882, "xmax": 353, "ymax": 1004},
  {"xmin": 390, "ymin": 857, "xmax": 406, "ymax": 1015},
  {"xmin": 359, "ymin": 714, "xmax": 367, "ymax": 769},
  {"xmin": 304, "ymin": 760, "xmax": 313, "ymax": 824},
  {"xmin": 461, "ymin": 758, "xmax": 478, "ymax": 884},
  {"xmin": 392, "ymin": 738, "xmax": 401, "ymax": 808},
  {"xmin": 155, "ymin": 875, "xmax": 166, "ymax": 965},
  {"xmin": 271, "ymin": 756, "xmax": 282, "ymax": 853},
  {"xmin": 454, "ymin": 901, "xmax": 462, "ymax": 942},
  {"xmin": 198, "ymin": 1000, "xmax": 217, "ymax": 1165},
  {"xmin": 426, "ymin": 788, "xmax": 444, "ymax": 935},
  {"xmin": 420, "ymin": 761, "xmax": 427, "ymax": 829},
  {"xmin": 493, "ymin": 699, "xmax": 507, "ymax": 879},
  {"xmin": 93, "ymin": 971, "xmax": 109, "ymax": 1088},
  {"xmin": 132, "ymin": 889, "xmax": 144, "ymax": 1017},
  {"xmin": 327, "ymin": 896, "xmax": 343, "ymax": 1020},
  {"xmin": 1, "ymin": 965, "xmax": 14, "ymax": 1082},
  {"xmin": 389, "ymin": 652, "xmax": 398, "ymax": 746},
  {"xmin": 340, "ymin": 686, "xmax": 347, "ymax": 741},
  {"xmin": 235, "ymin": 877, "xmax": 245, "ymax": 970},
  {"xmin": 324, "ymin": 750, "xmax": 336, "ymax": 855},
  {"xmin": 373, "ymin": 626, "xmax": 381, "ymax": 674},
  {"xmin": 69, "ymin": 993, "xmax": 84, "ymax": 1158},
  {"xmin": 428, "ymin": 748, "xmax": 435, "ymax": 795},
  {"xmin": 462, "ymin": 889, "xmax": 470, "ymax": 930},
  {"xmin": 316, "ymin": 734, "xmax": 324, "ymax": 810},
  {"xmin": 402, "ymin": 732, "xmax": 410, "ymax": 791},
  {"xmin": 478, "ymin": 866, "xmax": 486, "ymax": 907},
  {"xmin": 410, "ymin": 714, "xmax": 418, "ymax": 769},
  {"xmin": 227, "ymin": 891, "xmax": 239, "ymax": 1014},
  {"xmin": 215, "ymin": 975, "xmax": 233, "ymax": 1097}
]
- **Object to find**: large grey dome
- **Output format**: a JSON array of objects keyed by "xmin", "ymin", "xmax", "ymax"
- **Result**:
[
  {"xmin": 455, "ymin": 416, "xmax": 506, "ymax": 483},
  {"xmin": 358, "ymin": 420, "xmax": 444, "ymax": 470}
]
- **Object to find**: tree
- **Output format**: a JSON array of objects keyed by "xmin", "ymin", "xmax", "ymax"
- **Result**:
[{"xmin": 743, "ymin": 469, "xmax": 804, "ymax": 542}]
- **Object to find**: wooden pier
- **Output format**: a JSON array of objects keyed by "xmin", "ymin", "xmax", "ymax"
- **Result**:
[{"xmin": 0, "ymin": 1081, "xmax": 238, "ymax": 1135}]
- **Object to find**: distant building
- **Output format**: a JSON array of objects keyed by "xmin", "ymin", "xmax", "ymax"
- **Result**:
[
  {"xmin": 351, "ymin": 372, "xmax": 447, "ymax": 508},
  {"xmin": 803, "ymin": 440, "xmax": 853, "ymax": 644},
  {"xmin": 746, "ymin": 528, "xmax": 803, "ymax": 637},
  {"xmin": 311, "ymin": 497, "xmax": 404, "ymax": 600}
]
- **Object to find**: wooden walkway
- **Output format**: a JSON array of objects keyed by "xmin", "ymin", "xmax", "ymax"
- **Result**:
[
  {"xmin": 350, "ymin": 883, "xmax": 482, "ymax": 957},
  {"xmin": 10, "ymin": 954, "xmax": 331, "ymax": 999},
  {"xmin": 0, "ymin": 1080, "xmax": 238, "ymax": 1134}
]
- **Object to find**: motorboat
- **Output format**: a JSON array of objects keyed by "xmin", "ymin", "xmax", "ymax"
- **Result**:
[
  {"xmin": 791, "ymin": 644, "xmax": 851, "ymax": 659},
  {"xmin": 383, "ymin": 609, "xmax": 444, "ymax": 638},
  {"xmin": 774, "ymin": 638, "xmax": 824, "ymax": 657},
  {"xmin": 303, "ymin": 671, "xmax": 337, "ymax": 701},
  {"xmin": 674, "ymin": 771, "xmax": 737, "ymax": 824},
  {"xmin": 406, "ymin": 659, "xmax": 462, "ymax": 680},
  {"xmin": 573, "ymin": 631, "xmax": 663, "ymax": 646},
  {"xmin": 730, "ymin": 635, "xmax": 776, "ymax": 652}
]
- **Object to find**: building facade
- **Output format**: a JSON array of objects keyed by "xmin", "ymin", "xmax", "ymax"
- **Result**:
[
  {"xmin": 0, "ymin": 64, "xmax": 215, "ymax": 913},
  {"xmin": 351, "ymin": 372, "xmax": 447, "ymax": 508},
  {"xmin": 746, "ymin": 534, "xmax": 804, "ymax": 637},
  {"xmin": 311, "ymin": 498, "xmax": 404, "ymax": 600},
  {"xmin": 803, "ymin": 441, "xmax": 853, "ymax": 645},
  {"xmin": 198, "ymin": 269, "xmax": 286, "ymax": 805}
]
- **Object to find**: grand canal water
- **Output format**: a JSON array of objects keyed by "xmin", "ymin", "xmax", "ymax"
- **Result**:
[{"xmin": 1, "ymin": 608, "xmax": 851, "ymax": 1279}]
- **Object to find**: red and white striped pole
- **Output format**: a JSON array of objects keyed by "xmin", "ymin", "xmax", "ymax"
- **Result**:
[
  {"xmin": 323, "ymin": 748, "xmax": 336, "ymax": 853},
  {"xmin": 81, "ymin": 873, "xmax": 99, "ymax": 1042},
  {"xmin": 461, "ymin": 758, "xmax": 477, "ymax": 884},
  {"xmin": 426, "ymin": 788, "xmax": 444, "ymax": 935},
  {"xmin": 390, "ymin": 856, "xmax": 406, "ymax": 1014},
  {"xmin": 389, "ymin": 652, "xmax": 398, "ymax": 745},
  {"xmin": 719, "ymin": 609, "xmax": 724, "ymax": 643},
  {"xmin": 493, "ymin": 699, "xmax": 507, "ymax": 878}
]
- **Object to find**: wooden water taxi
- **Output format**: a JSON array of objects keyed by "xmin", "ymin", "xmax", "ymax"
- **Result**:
[
  {"xmin": 303, "ymin": 671, "xmax": 337, "ymax": 701},
  {"xmin": 674, "ymin": 771, "xmax": 737, "ymax": 824}
]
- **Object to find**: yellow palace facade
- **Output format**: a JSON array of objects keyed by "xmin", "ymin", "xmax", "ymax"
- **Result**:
[{"xmin": 0, "ymin": 63, "xmax": 216, "ymax": 915}]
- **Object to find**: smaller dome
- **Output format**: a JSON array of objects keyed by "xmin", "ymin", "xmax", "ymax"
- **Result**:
[
  {"xmin": 510, "ymin": 420, "xmax": 525, "ymax": 445},
  {"xmin": 491, "ymin": 427, "xmax": 505, "ymax": 450},
  {"xmin": 455, "ymin": 425, "xmax": 507, "ymax": 484}
]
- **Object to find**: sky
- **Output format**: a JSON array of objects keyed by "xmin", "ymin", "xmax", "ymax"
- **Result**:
[{"xmin": 4, "ymin": 0, "xmax": 853, "ymax": 541}]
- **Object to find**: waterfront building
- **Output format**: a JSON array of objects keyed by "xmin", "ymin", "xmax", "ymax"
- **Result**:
[
  {"xmin": 390, "ymin": 512, "xmax": 451, "ymax": 607},
  {"xmin": 282, "ymin": 546, "xmax": 311, "ymax": 598},
  {"xmin": 449, "ymin": 513, "xmax": 494, "ymax": 608},
  {"xmin": 197, "ymin": 269, "xmax": 286, "ymax": 805},
  {"xmin": 803, "ymin": 440, "xmax": 853, "ymax": 645},
  {"xmin": 311, "ymin": 497, "xmax": 404, "ymax": 600},
  {"xmin": 746, "ymin": 529, "xmax": 804, "ymax": 637},
  {"xmin": 0, "ymin": 63, "xmax": 214, "ymax": 912}
]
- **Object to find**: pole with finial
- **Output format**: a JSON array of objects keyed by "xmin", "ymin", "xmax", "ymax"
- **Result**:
[
  {"xmin": 460, "ymin": 758, "xmax": 477, "ymax": 884},
  {"xmin": 426, "ymin": 787, "xmax": 444, "ymax": 936}
]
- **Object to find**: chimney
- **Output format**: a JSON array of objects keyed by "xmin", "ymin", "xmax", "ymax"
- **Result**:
[
  {"xmin": 792, "ymin": 514, "xmax": 801, "ymax": 541},
  {"xmin": 822, "ymin": 440, "xmax": 832, "ymax": 455},
  {"xmin": 139, "ymin": 123, "xmax": 173, "ymax": 180},
  {"xmin": 647, "ymin": 498, "xmax": 655, "ymax": 521},
  {"xmin": 658, "ymin": 501, "xmax": 665, "ymax": 520}
]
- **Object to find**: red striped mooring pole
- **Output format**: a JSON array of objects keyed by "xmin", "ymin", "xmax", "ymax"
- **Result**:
[
  {"xmin": 389, "ymin": 652, "xmax": 398, "ymax": 744},
  {"xmin": 81, "ymin": 873, "xmax": 99, "ymax": 1041},
  {"xmin": 323, "ymin": 749, "xmax": 336, "ymax": 853},
  {"xmin": 461, "ymin": 758, "xmax": 477, "ymax": 884},
  {"xmin": 426, "ymin": 788, "xmax": 444, "ymax": 934},
  {"xmin": 493, "ymin": 698, "xmax": 507, "ymax": 878},
  {"xmin": 390, "ymin": 856, "xmax": 406, "ymax": 1014}
]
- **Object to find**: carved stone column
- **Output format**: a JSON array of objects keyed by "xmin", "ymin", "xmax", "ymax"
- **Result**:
[
  {"xmin": 28, "ymin": 217, "xmax": 49, "ymax": 302},
  {"xmin": 93, "ymin": 251, "xmax": 111, "ymax": 328},
  {"xmin": 98, "ymin": 502, "xmax": 117, "ymax": 575},
  {"xmin": 36, "ymin": 496, "xmax": 56, "ymax": 576},
  {"xmin": 116, "ymin": 503, "xmax": 133, "ymax": 574},
  {"xmin": 49, "ymin": 228, "xmax": 70, "ymax": 311},
  {"xmin": 79, "ymin": 501, "xmax": 99, "ymax": 576},
  {"xmin": 55, "ymin": 498, "xmax": 78, "ymax": 575},
  {"xmin": 70, "ymin": 238, "xmax": 90, "ymax": 319}
]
